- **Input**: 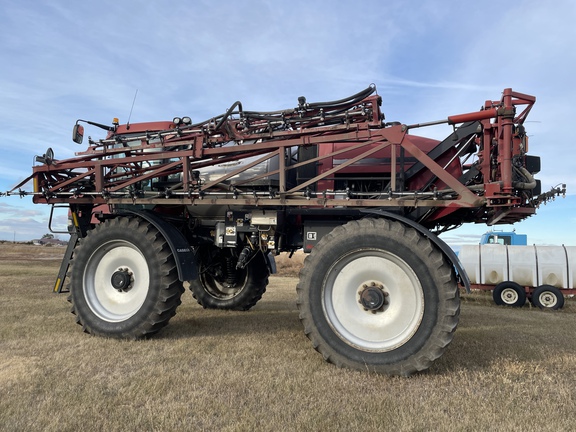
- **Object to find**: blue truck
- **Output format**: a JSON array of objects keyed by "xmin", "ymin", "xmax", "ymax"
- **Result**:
[{"xmin": 479, "ymin": 231, "xmax": 527, "ymax": 246}]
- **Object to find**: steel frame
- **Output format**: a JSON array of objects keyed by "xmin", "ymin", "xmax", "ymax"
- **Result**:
[{"xmin": 8, "ymin": 87, "xmax": 549, "ymax": 225}]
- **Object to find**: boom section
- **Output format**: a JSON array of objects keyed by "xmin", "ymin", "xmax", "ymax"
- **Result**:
[{"xmin": 18, "ymin": 87, "xmax": 558, "ymax": 226}]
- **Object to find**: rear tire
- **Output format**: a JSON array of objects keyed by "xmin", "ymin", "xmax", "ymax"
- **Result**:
[
  {"xmin": 297, "ymin": 218, "xmax": 460, "ymax": 376},
  {"xmin": 531, "ymin": 285, "xmax": 564, "ymax": 310},
  {"xmin": 493, "ymin": 281, "xmax": 526, "ymax": 307},
  {"xmin": 190, "ymin": 246, "xmax": 268, "ymax": 310},
  {"xmin": 68, "ymin": 217, "xmax": 184, "ymax": 339}
]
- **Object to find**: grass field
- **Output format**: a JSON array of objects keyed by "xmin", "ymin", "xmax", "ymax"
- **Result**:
[{"xmin": 1, "ymin": 243, "xmax": 576, "ymax": 431}]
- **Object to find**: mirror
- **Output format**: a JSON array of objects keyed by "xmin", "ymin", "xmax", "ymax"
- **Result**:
[{"xmin": 72, "ymin": 124, "xmax": 84, "ymax": 144}]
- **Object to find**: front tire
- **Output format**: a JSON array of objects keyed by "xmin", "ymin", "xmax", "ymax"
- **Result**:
[
  {"xmin": 68, "ymin": 217, "xmax": 184, "ymax": 339},
  {"xmin": 297, "ymin": 218, "xmax": 460, "ymax": 376}
]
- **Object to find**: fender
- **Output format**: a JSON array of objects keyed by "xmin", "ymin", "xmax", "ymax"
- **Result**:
[
  {"xmin": 118, "ymin": 209, "xmax": 198, "ymax": 282},
  {"xmin": 361, "ymin": 209, "xmax": 471, "ymax": 292}
]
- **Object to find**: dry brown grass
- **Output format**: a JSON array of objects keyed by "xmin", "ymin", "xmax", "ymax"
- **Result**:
[
  {"xmin": 273, "ymin": 250, "xmax": 306, "ymax": 277},
  {"xmin": 2, "ymin": 243, "xmax": 576, "ymax": 431}
]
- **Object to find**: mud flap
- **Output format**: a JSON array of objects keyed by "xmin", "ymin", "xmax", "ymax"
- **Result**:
[{"xmin": 266, "ymin": 252, "xmax": 277, "ymax": 274}]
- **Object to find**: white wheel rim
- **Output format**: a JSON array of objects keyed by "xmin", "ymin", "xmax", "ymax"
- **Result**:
[
  {"xmin": 501, "ymin": 288, "xmax": 519, "ymax": 305},
  {"xmin": 322, "ymin": 249, "xmax": 424, "ymax": 352},
  {"xmin": 538, "ymin": 291, "xmax": 557, "ymax": 308},
  {"xmin": 83, "ymin": 240, "xmax": 150, "ymax": 322}
]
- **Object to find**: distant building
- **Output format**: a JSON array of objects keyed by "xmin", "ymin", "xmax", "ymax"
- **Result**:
[{"xmin": 32, "ymin": 237, "xmax": 68, "ymax": 246}]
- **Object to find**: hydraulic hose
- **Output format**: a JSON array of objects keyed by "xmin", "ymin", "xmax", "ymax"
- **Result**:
[
  {"xmin": 512, "ymin": 166, "xmax": 537, "ymax": 190},
  {"xmin": 193, "ymin": 85, "xmax": 378, "ymax": 134},
  {"xmin": 214, "ymin": 85, "xmax": 377, "ymax": 127},
  {"xmin": 214, "ymin": 101, "xmax": 243, "ymax": 131},
  {"xmin": 307, "ymin": 84, "xmax": 377, "ymax": 109}
]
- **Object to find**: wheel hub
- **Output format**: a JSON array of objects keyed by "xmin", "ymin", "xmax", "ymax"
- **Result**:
[
  {"xmin": 502, "ymin": 288, "xmax": 518, "ymax": 303},
  {"xmin": 358, "ymin": 282, "xmax": 389, "ymax": 313},
  {"xmin": 540, "ymin": 293, "xmax": 555, "ymax": 306},
  {"xmin": 111, "ymin": 268, "xmax": 134, "ymax": 292}
]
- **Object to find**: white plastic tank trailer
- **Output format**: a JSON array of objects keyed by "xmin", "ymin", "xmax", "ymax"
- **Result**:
[{"xmin": 459, "ymin": 244, "xmax": 576, "ymax": 309}]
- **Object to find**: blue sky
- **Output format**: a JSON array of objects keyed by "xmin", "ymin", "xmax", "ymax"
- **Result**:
[{"xmin": 1, "ymin": 0, "xmax": 575, "ymax": 245}]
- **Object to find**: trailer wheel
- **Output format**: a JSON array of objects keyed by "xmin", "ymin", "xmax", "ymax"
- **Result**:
[
  {"xmin": 190, "ymin": 247, "xmax": 268, "ymax": 310},
  {"xmin": 531, "ymin": 285, "xmax": 564, "ymax": 310},
  {"xmin": 492, "ymin": 281, "xmax": 526, "ymax": 307},
  {"xmin": 297, "ymin": 218, "xmax": 459, "ymax": 376},
  {"xmin": 68, "ymin": 217, "xmax": 184, "ymax": 339}
]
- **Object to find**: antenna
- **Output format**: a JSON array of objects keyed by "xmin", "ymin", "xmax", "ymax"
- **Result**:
[{"xmin": 126, "ymin": 89, "xmax": 138, "ymax": 130}]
